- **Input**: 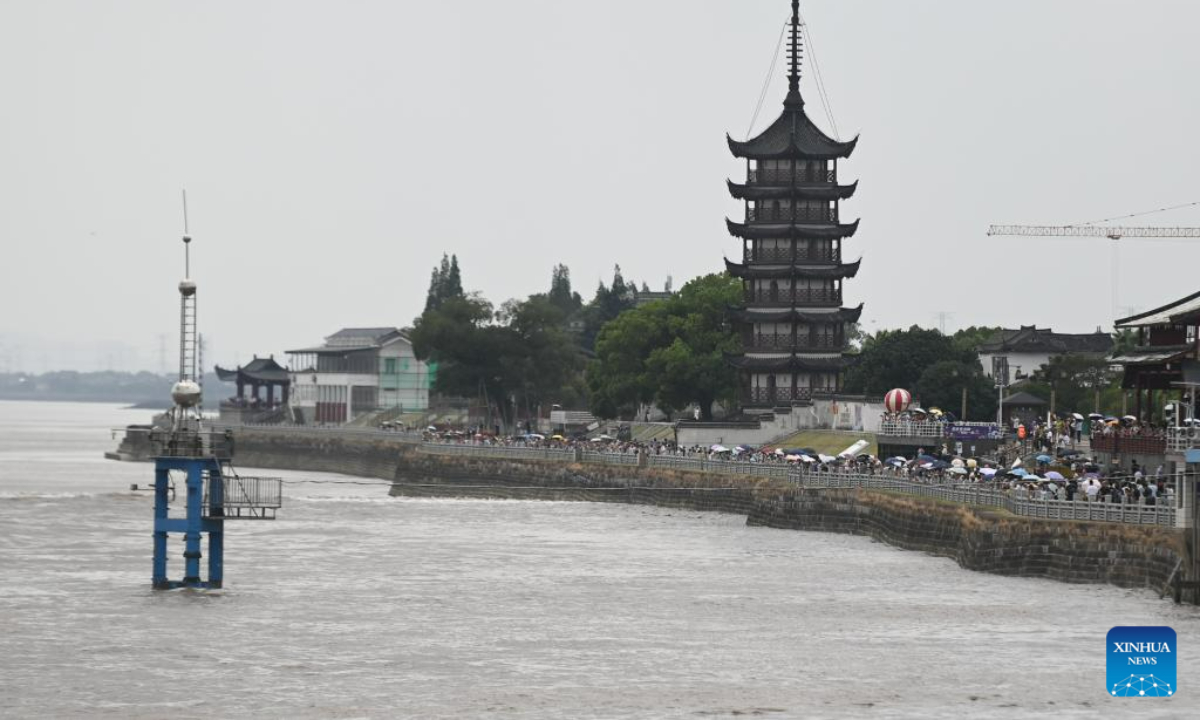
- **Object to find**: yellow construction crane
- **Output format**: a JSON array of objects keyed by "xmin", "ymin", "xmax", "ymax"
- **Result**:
[{"xmin": 987, "ymin": 224, "xmax": 1200, "ymax": 320}]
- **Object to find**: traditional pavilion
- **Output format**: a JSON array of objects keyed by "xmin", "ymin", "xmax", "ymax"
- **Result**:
[
  {"xmin": 1114, "ymin": 290, "xmax": 1200, "ymax": 422},
  {"xmin": 215, "ymin": 355, "xmax": 290, "ymax": 407},
  {"xmin": 725, "ymin": 0, "xmax": 862, "ymax": 410}
]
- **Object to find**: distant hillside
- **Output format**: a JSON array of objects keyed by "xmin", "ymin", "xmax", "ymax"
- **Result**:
[{"xmin": 0, "ymin": 371, "xmax": 233, "ymax": 406}]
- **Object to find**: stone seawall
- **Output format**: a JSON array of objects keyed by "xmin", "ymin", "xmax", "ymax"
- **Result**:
[{"xmin": 230, "ymin": 430, "xmax": 1188, "ymax": 597}]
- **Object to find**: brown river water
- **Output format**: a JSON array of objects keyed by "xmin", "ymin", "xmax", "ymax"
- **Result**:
[{"xmin": 1, "ymin": 400, "xmax": 1197, "ymax": 718}]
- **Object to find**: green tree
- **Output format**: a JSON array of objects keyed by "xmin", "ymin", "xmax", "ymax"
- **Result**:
[
  {"xmin": 915, "ymin": 360, "xmax": 997, "ymax": 421},
  {"xmin": 413, "ymin": 289, "xmax": 586, "ymax": 430},
  {"xmin": 445, "ymin": 254, "xmax": 463, "ymax": 298},
  {"xmin": 423, "ymin": 253, "xmax": 465, "ymax": 313},
  {"xmin": 499, "ymin": 295, "xmax": 585, "ymax": 418},
  {"xmin": 546, "ymin": 264, "xmax": 583, "ymax": 316},
  {"xmin": 579, "ymin": 265, "xmax": 638, "ymax": 350},
  {"xmin": 1020, "ymin": 354, "xmax": 1118, "ymax": 415},
  {"xmin": 951, "ymin": 325, "xmax": 1005, "ymax": 355},
  {"xmin": 588, "ymin": 273, "xmax": 740, "ymax": 421},
  {"xmin": 843, "ymin": 326, "xmax": 973, "ymax": 398},
  {"xmin": 410, "ymin": 293, "xmax": 501, "ymax": 401}
]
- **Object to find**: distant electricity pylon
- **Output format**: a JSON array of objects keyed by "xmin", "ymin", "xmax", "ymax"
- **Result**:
[
  {"xmin": 157, "ymin": 333, "xmax": 168, "ymax": 375},
  {"xmin": 932, "ymin": 311, "xmax": 954, "ymax": 335}
]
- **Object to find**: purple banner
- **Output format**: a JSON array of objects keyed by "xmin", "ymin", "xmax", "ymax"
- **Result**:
[{"xmin": 947, "ymin": 423, "xmax": 1001, "ymax": 440}]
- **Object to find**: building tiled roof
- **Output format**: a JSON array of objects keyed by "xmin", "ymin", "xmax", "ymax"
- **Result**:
[
  {"xmin": 1110, "ymin": 344, "xmax": 1193, "ymax": 365},
  {"xmin": 1116, "ymin": 289, "xmax": 1200, "ymax": 328},
  {"xmin": 977, "ymin": 326, "xmax": 1112, "ymax": 355},
  {"xmin": 325, "ymin": 327, "xmax": 404, "ymax": 347},
  {"xmin": 286, "ymin": 327, "xmax": 410, "ymax": 355}
]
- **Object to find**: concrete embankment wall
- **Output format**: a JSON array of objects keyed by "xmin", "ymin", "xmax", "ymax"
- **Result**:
[{"xmin": 230, "ymin": 430, "xmax": 1187, "ymax": 597}]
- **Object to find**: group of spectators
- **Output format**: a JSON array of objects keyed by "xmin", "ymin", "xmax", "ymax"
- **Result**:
[{"xmin": 422, "ymin": 422, "xmax": 1176, "ymax": 509}]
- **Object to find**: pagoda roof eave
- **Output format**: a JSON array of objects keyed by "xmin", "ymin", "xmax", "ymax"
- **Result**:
[
  {"xmin": 725, "ymin": 105, "xmax": 858, "ymax": 160},
  {"xmin": 724, "ymin": 257, "xmax": 861, "ymax": 280},
  {"xmin": 724, "ymin": 353, "xmax": 855, "ymax": 372},
  {"xmin": 726, "ymin": 218, "xmax": 860, "ymax": 240},
  {"xmin": 727, "ymin": 179, "xmax": 858, "ymax": 201},
  {"xmin": 728, "ymin": 304, "xmax": 864, "ymax": 324}
]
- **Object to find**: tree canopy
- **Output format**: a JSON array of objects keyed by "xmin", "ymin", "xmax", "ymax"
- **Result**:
[
  {"xmin": 843, "ymin": 325, "xmax": 999, "ymax": 420},
  {"xmin": 587, "ymin": 273, "xmax": 740, "ymax": 421},
  {"xmin": 411, "ymin": 257, "xmax": 596, "ymax": 430},
  {"xmin": 423, "ymin": 253, "xmax": 464, "ymax": 313}
]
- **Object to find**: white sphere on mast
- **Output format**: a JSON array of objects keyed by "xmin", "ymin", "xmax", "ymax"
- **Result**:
[{"xmin": 171, "ymin": 380, "xmax": 202, "ymax": 408}]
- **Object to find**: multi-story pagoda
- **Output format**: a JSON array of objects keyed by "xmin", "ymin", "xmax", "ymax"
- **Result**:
[{"xmin": 726, "ymin": 0, "xmax": 862, "ymax": 410}]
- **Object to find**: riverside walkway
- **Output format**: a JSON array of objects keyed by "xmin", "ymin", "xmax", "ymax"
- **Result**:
[{"xmin": 217, "ymin": 424, "xmax": 1180, "ymax": 528}]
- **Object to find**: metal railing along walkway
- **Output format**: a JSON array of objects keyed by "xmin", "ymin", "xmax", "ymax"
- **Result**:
[
  {"xmin": 409, "ymin": 443, "xmax": 1177, "ymax": 527},
  {"xmin": 214, "ymin": 427, "xmax": 1178, "ymax": 528}
]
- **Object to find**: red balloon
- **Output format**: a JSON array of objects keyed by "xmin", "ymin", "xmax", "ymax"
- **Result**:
[{"xmin": 884, "ymin": 388, "xmax": 912, "ymax": 413}]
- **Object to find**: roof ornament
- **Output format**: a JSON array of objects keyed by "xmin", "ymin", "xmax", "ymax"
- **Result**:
[{"xmin": 786, "ymin": 0, "xmax": 804, "ymax": 102}]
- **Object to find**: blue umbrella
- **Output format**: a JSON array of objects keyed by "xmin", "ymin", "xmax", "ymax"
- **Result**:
[
  {"xmin": 1036, "ymin": 454, "xmax": 1053, "ymax": 464},
  {"xmin": 1011, "ymin": 468, "xmax": 1030, "ymax": 477},
  {"xmin": 916, "ymin": 454, "xmax": 939, "ymax": 464}
]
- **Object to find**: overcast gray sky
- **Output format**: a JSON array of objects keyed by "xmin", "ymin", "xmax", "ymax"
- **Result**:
[{"xmin": 3, "ymin": 0, "xmax": 1199, "ymax": 372}]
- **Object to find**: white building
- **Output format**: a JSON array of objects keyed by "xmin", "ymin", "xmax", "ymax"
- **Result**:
[
  {"xmin": 287, "ymin": 328, "xmax": 434, "ymax": 424},
  {"xmin": 977, "ymin": 325, "xmax": 1112, "ymax": 381}
]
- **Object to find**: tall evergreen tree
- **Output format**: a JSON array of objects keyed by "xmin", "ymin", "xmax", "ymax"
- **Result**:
[
  {"xmin": 423, "ymin": 266, "xmax": 442, "ymax": 313},
  {"xmin": 445, "ymin": 254, "xmax": 464, "ymax": 298},
  {"xmin": 423, "ymin": 253, "xmax": 465, "ymax": 313},
  {"xmin": 547, "ymin": 264, "xmax": 582, "ymax": 314}
]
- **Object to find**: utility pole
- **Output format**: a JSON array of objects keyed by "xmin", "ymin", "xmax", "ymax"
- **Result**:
[
  {"xmin": 993, "ymin": 356, "xmax": 1009, "ymax": 428},
  {"xmin": 961, "ymin": 386, "xmax": 967, "ymax": 420}
]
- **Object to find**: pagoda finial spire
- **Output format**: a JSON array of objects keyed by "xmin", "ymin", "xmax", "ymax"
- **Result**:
[{"xmin": 786, "ymin": 0, "xmax": 803, "ymax": 101}]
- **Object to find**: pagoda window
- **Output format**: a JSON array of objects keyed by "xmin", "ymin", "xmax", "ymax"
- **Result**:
[{"xmin": 769, "ymin": 280, "xmax": 780, "ymax": 302}]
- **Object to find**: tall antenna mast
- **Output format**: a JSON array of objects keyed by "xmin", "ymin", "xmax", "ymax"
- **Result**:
[{"xmin": 171, "ymin": 189, "xmax": 201, "ymax": 428}]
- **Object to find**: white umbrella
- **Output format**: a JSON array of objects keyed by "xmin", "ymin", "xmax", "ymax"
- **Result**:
[
  {"xmin": 948, "ymin": 467, "xmax": 968, "ymax": 475},
  {"xmin": 979, "ymin": 467, "xmax": 998, "ymax": 477},
  {"xmin": 951, "ymin": 458, "xmax": 965, "ymax": 468},
  {"xmin": 818, "ymin": 454, "xmax": 837, "ymax": 464},
  {"xmin": 799, "ymin": 455, "xmax": 817, "ymax": 463},
  {"xmin": 711, "ymin": 444, "xmax": 729, "ymax": 453}
]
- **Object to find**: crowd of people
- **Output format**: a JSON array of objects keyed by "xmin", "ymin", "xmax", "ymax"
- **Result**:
[{"xmin": 419, "ymin": 423, "xmax": 1176, "ymax": 509}]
